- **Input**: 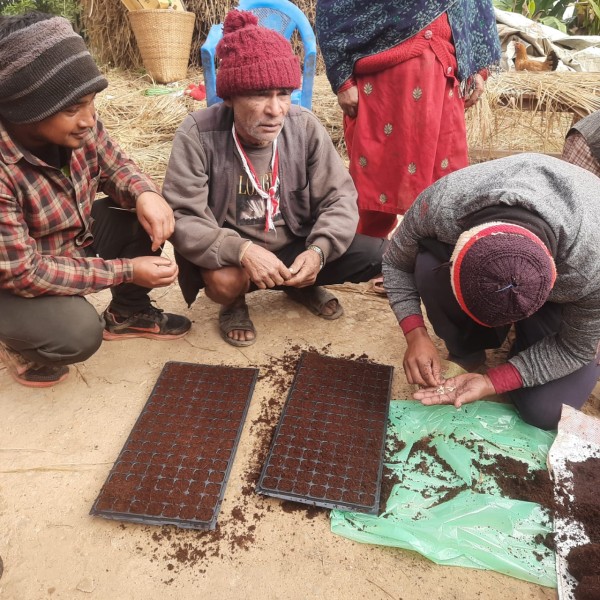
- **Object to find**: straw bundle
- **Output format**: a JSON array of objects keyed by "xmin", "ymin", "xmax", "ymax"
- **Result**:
[
  {"xmin": 466, "ymin": 71, "xmax": 600, "ymax": 159},
  {"xmin": 95, "ymin": 69, "xmax": 200, "ymax": 184},
  {"xmin": 80, "ymin": 0, "xmax": 317, "ymax": 72}
]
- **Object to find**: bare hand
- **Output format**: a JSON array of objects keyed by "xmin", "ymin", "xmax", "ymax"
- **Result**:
[
  {"xmin": 241, "ymin": 244, "xmax": 291, "ymax": 289},
  {"xmin": 136, "ymin": 191, "xmax": 175, "ymax": 252},
  {"xmin": 337, "ymin": 86, "xmax": 359, "ymax": 118},
  {"xmin": 131, "ymin": 256, "xmax": 178, "ymax": 288},
  {"xmin": 284, "ymin": 250, "xmax": 321, "ymax": 288},
  {"xmin": 413, "ymin": 373, "xmax": 496, "ymax": 409},
  {"xmin": 463, "ymin": 73, "xmax": 485, "ymax": 110},
  {"xmin": 403, "ymin": 327, "xmax": 443, "ymax": 387}
]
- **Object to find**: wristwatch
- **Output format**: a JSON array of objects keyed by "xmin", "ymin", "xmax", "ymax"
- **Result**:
[{"xmin": 307, "ymin": 244, "xmax": 325, "ymax": 271}]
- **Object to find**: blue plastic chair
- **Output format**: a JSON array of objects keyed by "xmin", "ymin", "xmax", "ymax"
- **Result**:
[{"xmin": 200, "ymin": 0, "xmax": 317, "ymax": 110}]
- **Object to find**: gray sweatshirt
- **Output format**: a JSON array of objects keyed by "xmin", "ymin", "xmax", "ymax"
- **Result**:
[
  {"xmin": 382, "ymin": 153, "xmax": 600, "ymax": 387},
  {"xmin": 163, "ymin": 103, "xmax": 358, "ymax": 271}
]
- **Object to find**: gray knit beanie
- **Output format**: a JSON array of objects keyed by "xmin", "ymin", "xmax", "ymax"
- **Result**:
[{"xmin": 0, "ymin": 16, "xmax": 108, "ymax": 124}]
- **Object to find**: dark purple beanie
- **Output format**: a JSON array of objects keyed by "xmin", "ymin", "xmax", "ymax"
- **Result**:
[{"xmin": 450, "ymin": 223, "xmax": 557, "ymax": 327}]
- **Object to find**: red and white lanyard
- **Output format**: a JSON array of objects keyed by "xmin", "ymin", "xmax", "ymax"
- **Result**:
[{"xmin": 232, "ymin": 125, "xmax": 280, "ymax": 232}]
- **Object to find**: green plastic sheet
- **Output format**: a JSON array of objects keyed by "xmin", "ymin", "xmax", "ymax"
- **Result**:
[{"xmin": 330, "ymin": 401, "xmax": 557, "ymax": 587}]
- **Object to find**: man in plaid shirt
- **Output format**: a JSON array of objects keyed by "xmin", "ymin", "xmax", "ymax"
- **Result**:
[
  {"xmin": 562, "ymin": 109, "xmax": 600, "ymax": 177},
  {"xmin": 0, "ymin": 13, "xmax": 191, "ymax": 388}
]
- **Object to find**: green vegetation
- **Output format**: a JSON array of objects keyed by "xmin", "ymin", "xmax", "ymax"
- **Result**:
[
  {"xmin": 493, "ymin": 0, "xmax": 600, "ymax": 34},
  {"xmin": 0, "ymin": 0, "xmax": 80, "ymax": 29}
]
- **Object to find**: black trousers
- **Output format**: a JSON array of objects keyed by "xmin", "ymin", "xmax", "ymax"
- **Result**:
[
  {"xmin": 0, "ymin": 198, "xmax": 158, "ymax": 366},
  {"xmin": 415, "ymin": 249, "xmax": 600, "ymax": 430},
  {"xmin": 273, "ymin": 234, "xmax": 387, "ymax": 287},
  {"xmin": 184, "ymin": 234, "xmax": 388, "ymax": 296}
]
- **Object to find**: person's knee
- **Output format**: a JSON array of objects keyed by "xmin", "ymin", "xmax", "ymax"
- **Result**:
[
  {"xmin": 39, "ymin": 311, "xmax": 104, "ymax": 365},
  {"xmin": 361, "ymin": 235, "xmax": 387, "ymax": 265},
  {"xmin": 65, "ymin": 316, "xmax": 104, "ymax": 362},
  {"xmin": 510, "ymin": 393, "xmax": 561, "ymax": 430},
  {"xmin": 515, "ymin": 406, "xmax": 559, "ymax": 430},
  {"xmin": 203, "ymin": 267, "xmax": 248, "ymax": 303}
]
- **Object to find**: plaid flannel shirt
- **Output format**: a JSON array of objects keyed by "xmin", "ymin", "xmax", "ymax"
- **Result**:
[{"xmin": 0, "ymin": 118, "xmax": 158, "ymax": 297}]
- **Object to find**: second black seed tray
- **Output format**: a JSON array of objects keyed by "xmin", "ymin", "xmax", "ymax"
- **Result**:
[
  {"xmin": 90, "ymin": 361, "xmax": 258, "ymax": 530},
  {"xmin": 257, "ymin": 352, "xmax": 393, "ymax": 514}
]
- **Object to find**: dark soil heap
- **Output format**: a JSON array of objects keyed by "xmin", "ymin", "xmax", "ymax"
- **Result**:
[{"xmin": 557, "ymin": 457, "xmax": 600, "ymax": 600}]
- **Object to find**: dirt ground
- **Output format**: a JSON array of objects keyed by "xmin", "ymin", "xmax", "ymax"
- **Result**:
[{"xmin": 4, "ymin": 252, "xmax": 598, "ymax": 600}]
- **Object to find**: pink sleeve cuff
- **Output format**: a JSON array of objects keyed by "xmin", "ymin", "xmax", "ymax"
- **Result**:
[
  {"xmin": 399, "ymin": 315, "xmax": 426, "ymax": 335},
  {"xmin": 487, "ymin": 363, "xmax": 523, "ymax": 394}
]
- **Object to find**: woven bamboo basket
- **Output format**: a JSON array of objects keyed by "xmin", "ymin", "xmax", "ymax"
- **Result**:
[{"xmin": 128, "ymin": 9, "xmax": 196, "ymax": 83}]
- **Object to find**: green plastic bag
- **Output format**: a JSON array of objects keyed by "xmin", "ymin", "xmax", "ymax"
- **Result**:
[{"xmin": 330, "ymin": 401, "xmax": 557, "ymax": 587}]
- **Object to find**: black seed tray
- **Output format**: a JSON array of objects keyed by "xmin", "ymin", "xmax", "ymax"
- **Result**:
[
  {"xmin": 257, "ymin": 352, "xmax": 393, "ymax": 514},
  {"xmin": 90, "ymin": 361, "xmax": 258, "ymax": 530}
]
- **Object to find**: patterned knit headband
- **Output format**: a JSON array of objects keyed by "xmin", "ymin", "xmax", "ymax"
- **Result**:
[
  {"xmin": 0, "ymin": 16, "xmax": 108, "ymax": 123},
  {"xmin": 450, "ymin": 222, "xmax": 557, "ymax": 327}
]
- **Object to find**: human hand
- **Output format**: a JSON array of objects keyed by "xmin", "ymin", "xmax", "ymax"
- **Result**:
[
  {"xmin": 284, "ymin": 250, "xmax": 321, "ymax": 288},
  {"xmin": 337, "ymin": 86, "xmax": 359, "ymax": 118},
  {"xmin": 413, "ymin": 373, "xmax": 496, "ymax": 409},
  {"xmin": 131, "ymin": 256, "xmax": 178, "ymax": 288},
  {"xmin": 463, "ymin": 73, "xmax": 485, "ymax": 110},
  {"xmin": 403, "ymin": 327, "xmax": 443, "ymax": 387},
  {"xmin": 241, "ymin": 244, "xmax": 292, "ymax": 289},
  {"xmin": 135, "ymin": 191, "xmax": 175, "ymax": 251}
]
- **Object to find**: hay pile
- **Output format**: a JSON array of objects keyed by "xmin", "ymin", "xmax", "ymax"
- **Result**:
[
  {"xmin": 83, "ymin": 0, "xmax": 598, "ymax": 168},
  {"xmin": 467, "ymin": 72, "xmax": 600, "ymax": 159},
  {"xmin": 96, "ymin": 69, "xmax": 200, "ymax": 184},
  {"xmin": 80, "ymin": 0, "xmax": 317, "ymax": 71}
]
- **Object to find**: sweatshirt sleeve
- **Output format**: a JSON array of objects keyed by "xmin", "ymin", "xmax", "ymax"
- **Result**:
[
  {"xmin": 507, "ymin": 289, "xmax": 600, "ymax": 387},
  {"xmin": 382, "ymin": 187, "xmax": 441, "ymax": 323},
  {"xmin": 162, "ymin": 117, "xmax": 246, "ymax": 269}
]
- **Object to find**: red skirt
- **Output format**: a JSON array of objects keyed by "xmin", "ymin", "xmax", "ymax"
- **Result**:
[{"xmin": 344, "ymin": 44, "xmax": 469, "ymax": 217}]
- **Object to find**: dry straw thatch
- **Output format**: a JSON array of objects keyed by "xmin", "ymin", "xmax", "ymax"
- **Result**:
[
  {"xmin": 467, "ymin": 71, "xmax": 600, "ymax": 159},
  {"xmin": 83, "ymin": 1, "xmax": 600, "ymax": 165},
  {"xmin": 81, "ymin": 0, "xmax": 317, "ymax": 71},
  {"xmin": 97, "ymin": 67, "xmax": 598, "ymax": 189}
]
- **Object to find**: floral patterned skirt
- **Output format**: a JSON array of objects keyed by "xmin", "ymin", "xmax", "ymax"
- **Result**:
[{"xmin": 344, "ymin": 45, "xmax": 469, "ymax": 217}]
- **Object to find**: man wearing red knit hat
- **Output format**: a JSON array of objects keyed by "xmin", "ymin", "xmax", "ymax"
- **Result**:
[
  {"xmin": 163, "ymin": 9, "xmax": 386, "ymax": 346},
  {"xmin": 382, "ymin": 153, "xmax": 600, "ymax": 430}
]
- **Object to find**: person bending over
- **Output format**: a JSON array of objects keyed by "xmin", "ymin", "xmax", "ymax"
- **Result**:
[{"xmin": 383, "ymin": 153, "xmax": 600, "ymax": 430}]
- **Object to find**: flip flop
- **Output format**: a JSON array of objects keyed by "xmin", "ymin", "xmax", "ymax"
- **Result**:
[
  {"xmin": 368, "ymin": 275, "xmax": 387, "ymax": 296},
  {"xmin": 283, "ymin": 286, "xmax": 344, "ymax": 320},
  {"xmin": 218, "ymin": 302, "xmax": 256, "ymax": 347}
]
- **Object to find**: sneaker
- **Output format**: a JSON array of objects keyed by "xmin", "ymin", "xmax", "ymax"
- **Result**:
[
  {"xmin": 102, "ymin": 307, "xmax": 191, "ymax": 341},
  {"xmin": 0, "ymin": 343, "xmax": 69, "ymax": 388}
]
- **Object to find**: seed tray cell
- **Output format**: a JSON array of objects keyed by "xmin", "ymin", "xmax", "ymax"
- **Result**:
[
  {"xmin": 257, "ymin": 352, "xmax": 393, "ymax": 514},
  {"xmin": 91, "ymin": 361, "xmax": 258, "ymax": 530}
]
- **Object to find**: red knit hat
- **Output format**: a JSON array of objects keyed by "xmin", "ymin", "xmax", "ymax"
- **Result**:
[
  {"xmin": 216, "ymin": 9, "xmax": 301, "ymax": 99},
  {"xmin": 450, "ymin": 223, "xmax": 557, "ymax": 327}
]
